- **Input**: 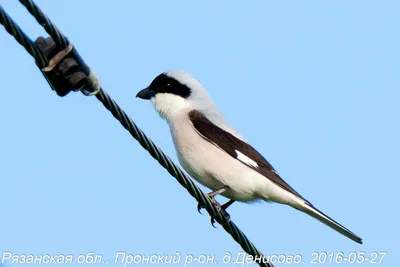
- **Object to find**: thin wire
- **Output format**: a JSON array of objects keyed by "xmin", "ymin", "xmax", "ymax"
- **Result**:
[{"xmin": 0, "ymin": 2, "xmax": 272, "ymax": 266}]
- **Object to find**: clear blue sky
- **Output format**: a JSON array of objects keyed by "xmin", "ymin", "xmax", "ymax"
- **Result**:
[{"xmin": 0, "ymin": 1, "xmax": 398, "ymax": 266}]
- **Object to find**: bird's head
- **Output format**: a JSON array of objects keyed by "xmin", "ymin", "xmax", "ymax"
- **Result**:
[{"xmin": 136, "ymin": 71, "xmax": 211, "ymax": 121}]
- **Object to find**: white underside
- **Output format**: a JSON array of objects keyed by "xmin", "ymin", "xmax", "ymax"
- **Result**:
[{"xmin": 168, "ymin": 108, "xmax": 302, "ymax": 206}]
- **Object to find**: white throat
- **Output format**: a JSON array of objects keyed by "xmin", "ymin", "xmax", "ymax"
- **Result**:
[{"xmin": 151, "ymin": 93, "xmax": 190, "ymax": 122}]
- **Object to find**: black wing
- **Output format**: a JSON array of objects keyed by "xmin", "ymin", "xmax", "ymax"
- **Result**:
[{"xmin": 189, "ymin": 110, "xmax": 309, "ymax": 203}]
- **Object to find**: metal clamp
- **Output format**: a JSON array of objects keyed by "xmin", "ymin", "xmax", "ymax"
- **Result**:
[{"xmin": 35, "ymin": 36, "xmax": 100, "ymax": 97}]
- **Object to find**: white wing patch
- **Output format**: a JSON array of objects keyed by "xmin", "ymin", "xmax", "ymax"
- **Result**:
[{"xmin": 235, "ymin": 150, "xmax": 258, "ymax": 168}]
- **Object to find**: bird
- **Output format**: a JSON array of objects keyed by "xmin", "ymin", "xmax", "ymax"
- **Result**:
[{"xmin": 136, "ymin": 70, "xmax": 363, "ymax": 244}]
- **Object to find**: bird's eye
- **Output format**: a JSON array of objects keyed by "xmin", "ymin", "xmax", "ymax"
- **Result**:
[{"xmin": 166, "ymin": 83, "xmax": 172, "ymax": 87}]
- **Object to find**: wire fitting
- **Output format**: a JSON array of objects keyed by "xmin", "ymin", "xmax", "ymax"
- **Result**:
[{"xmin": 35, "ymin": 36, "xmax": 100, "ymax": 97}]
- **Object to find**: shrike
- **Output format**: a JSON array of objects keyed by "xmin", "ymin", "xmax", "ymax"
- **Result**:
[{"xmin": 136, "ymin": 71, "xmax": 362, "ymax": 244}]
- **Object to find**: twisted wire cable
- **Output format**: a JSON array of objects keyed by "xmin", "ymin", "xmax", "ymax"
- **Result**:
[
  {"xmin": 19, "ymin": 0, "xmax": 69, "ymax": 48},
  {"xmin": 0, "ymin": 4, "xmax": 47, "ymax": 68}
]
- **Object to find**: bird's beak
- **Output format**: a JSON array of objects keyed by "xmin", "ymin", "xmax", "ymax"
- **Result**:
[{"xmin": 136, "ymin": 87, "xmax": 156, "ymax": 100}]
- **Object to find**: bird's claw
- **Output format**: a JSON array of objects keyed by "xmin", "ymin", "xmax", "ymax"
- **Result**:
[
  {"xmin": 211, "ymin": 217, "xmax": 217, "ymax": 227},
  {"xmin": 197, "ymin": 203, "xmax": 203, "ymax": 214}
]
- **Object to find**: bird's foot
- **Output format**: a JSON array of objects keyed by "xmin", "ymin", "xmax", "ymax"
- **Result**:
[
  {"xmin": 197, "ymin": 187, "xmax": 234, "ymax": 227},
  {"xmin": 209, "ymin": 198, "xmax": 231, "ymax": 227},
  {"xmin": 198, "ymin": 197, "xmax": 233, "ymax": 227}
]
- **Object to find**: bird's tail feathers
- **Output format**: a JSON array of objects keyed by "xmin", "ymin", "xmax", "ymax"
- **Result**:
[{"xmin": 295, "ymin": 200, "xmax": 363, "ymax": 244}]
